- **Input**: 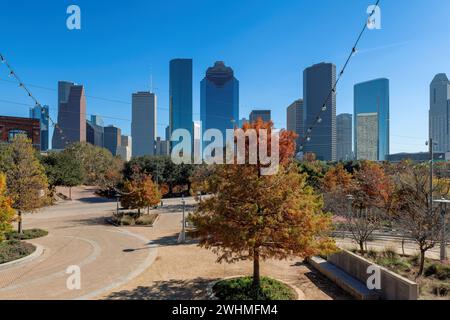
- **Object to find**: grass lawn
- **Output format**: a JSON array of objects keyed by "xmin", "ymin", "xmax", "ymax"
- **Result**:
[
  {"xmin": 213, "ymin": 276, "xmax": 296, "ymax": 300},
  {"xmin": 0, "ymin": 240, "xmax": 36, "ymax": 265}
]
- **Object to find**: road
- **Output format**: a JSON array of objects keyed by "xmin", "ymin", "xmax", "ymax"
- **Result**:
[{"xmin": 0, "ymin": 187, "xmax": 158, "ymax": 300}]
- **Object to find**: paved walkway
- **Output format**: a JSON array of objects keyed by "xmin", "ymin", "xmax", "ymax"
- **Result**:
[{"xmin": 0, "ymin": 187, "xmax": 157, "ymax": 300}]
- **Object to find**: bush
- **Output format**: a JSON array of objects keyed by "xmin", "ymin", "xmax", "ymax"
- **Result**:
[
  {"xmin": 135, "ymin": 214, "xmax": 158, "ymax": 226},
  {"xmin": 6, "ymin": 229, "xmax": 48, "ymax": 241},
  {"xmin": 377, "ymin": 257, "xmax": 412, "ymax": 273},
  {"xmin": 367, "ymin": 249, "xmax": 378, "ymax": 260},
  {"xmin": 0, "ymin": 240, "xmax": 36, "ymax": 264},
  {"xmin": 381, "ymin": 247, "xmax": 398, "ymax": 260},
  {"xmin": 425, "ymin": 263, "xmax": 450, "ymax": 280},
  {"xmin": 120, "ymin": 215, "xmax": 134, "ymax": 226},
  {"xmin": 213, "ymin": 277, "xmax": 296, "ymax": 300},
  {"xmin": 432, "ymin": 283, "xmax": 450, "ymax": 297}
]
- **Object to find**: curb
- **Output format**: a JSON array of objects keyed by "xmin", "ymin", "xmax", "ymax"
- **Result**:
[
  {"xmin": 206, "ymin": 275, "xmax": 305, "ymax": 301},
  {"xmin": 0, "ymin": 243, "xmax": 45, "ymax": 271}
]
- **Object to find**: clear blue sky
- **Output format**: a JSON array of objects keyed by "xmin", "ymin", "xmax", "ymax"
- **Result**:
[{"xmin": 1, "ymin": 0, "xmax": 449, "ymax": 153}]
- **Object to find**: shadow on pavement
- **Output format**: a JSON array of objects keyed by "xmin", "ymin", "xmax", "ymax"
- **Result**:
[{"xmin": 105, "ymin": 278, "xmax": 217, "ymax": 300}]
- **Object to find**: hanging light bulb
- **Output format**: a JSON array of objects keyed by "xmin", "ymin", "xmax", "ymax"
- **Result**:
[
  {"xmin": 307, "ymin": 128, "xmax": 312, "ymax": 134},
  {"xmin": 322, "ymin": 105, "xmax": 327, "ymax": 112},
  {"xmin": 306, "ymin": 136, "xmax": 311, "ymax": 142},
  {"xmin": 317, "ymin": 117, "xmax": 322, "ymax": 124}
]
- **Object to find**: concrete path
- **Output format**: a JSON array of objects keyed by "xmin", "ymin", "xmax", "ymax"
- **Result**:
[{"xmin": 0, "ymin": 187, "xmax": 157, "ymax": 300}]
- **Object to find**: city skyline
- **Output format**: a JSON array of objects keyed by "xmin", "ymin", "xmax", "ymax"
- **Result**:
[{"xmin": 1, "ymin": 1, "xmax": 450, "ymax": 153}]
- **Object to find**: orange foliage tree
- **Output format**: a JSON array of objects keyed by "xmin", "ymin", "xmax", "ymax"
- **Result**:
[
  {"xmin": 0, "ymin": 173, "xmax": 15, "ymax": 242},
  {"xmin": 190, "ymin": 119, "xmax": 336, "ymax": 289},
  {"xmin": 120, "ymin": 167, "xmax": 161, "ymax": 215}
]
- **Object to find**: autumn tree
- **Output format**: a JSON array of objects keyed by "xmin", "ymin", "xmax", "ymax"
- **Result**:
[
  {"xmin": 391, "ymin": 163, "xmax": 448, "ymax": 276},
  {"xmin": 120, "ymin": 168, "xmax": 161, "ymax": 215},
  {"xmin": 190, "ymin": 119, "xmax": 336, "ymax": 291},
  {"xmin": 0, "ymin": 135, "xmax": 48, "ymax": 233},
  {"xmin": 323, "ymin": 161, "xmax": 391, "ymax": 254},
  {"xmin": 0, "ymin": 173, "xmax": 15, "ymax": 242}
]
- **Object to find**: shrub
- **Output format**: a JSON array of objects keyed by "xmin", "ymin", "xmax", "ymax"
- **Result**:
[
  {"xmin": 6, "ymin": 229, "xmax": 48, "ymax": 241},
  {"xmin": 367, "ymin": 249, "xmax": 378, "ymax": 260},
  {"xmin": 425, "ymin": 263, "xmax": 450, "ymax": 280},
  {"xmin": 0, "ymin": 240, "xmax": 36, "ymax": 264},
  {"xmin": 135, "ymin": 214, "xmax": 158, "ymax": 226},
  {"xmin": 381, "ymin": 247, "xmax": 398, "ymax": 260},
  {"xmin": 377, "ymin": 257, "xmax": 412, "ymax": 273},
  {"xmin": 213, "ymin": 277, "xmax": 296, "ymax": 300},
  {"xmin": 432, "ymin": 283, "xmax": 450, "ymax": 297},
  {"xmin": 120, "ymin": 215, "xmax": 134, "ymax": 226}
]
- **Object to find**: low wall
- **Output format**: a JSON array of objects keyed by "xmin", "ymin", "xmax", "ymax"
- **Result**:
[{"xmin": 328, "ymin": 250, "xmax": 418, "ymax": 300}]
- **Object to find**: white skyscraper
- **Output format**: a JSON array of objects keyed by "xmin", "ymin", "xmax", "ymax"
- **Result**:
[
  {"xmin": 132, "ymin": 92, "xmax": 157, "ymax": 157},
  {"xmin": 429, "ymin": 74, "xmax": 450, "ymax": 153}
]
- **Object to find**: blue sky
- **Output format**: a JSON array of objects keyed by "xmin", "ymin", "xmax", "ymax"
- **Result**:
[{"xmin": 1, "ymin": 0, "xmax": 449, "ymax": 153}]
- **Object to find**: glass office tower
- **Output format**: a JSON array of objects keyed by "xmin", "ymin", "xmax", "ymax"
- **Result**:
[
  {"xmin": 169, "ymin": 59, "xmax": 193, "ymax": 149},
  {"xmin": 354, "ymin": 78, "xmax": 390, "ymax": 161},
  {"xmin": 200, "ymin": 61, "xmax": 239, "ymax": 144},
  {"xmin": 29, "ymin": 104, "xmax": 49, "ymax": 151}
]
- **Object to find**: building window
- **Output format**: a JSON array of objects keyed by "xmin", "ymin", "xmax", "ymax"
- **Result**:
[{"xmin": 8, "ymin": 129, "xmax": 28, "ymax": 142}]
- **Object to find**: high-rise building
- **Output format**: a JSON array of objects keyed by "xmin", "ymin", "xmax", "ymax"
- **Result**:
[
  {"xmin": 287, "ymin": 99, "xmax": 304, "ymax": 153},
  {"xmin": 429, "ymin": 73, "xmax": 450, "ymax": 153},
  {"xmin": 90, "ymin": 115, "xmax": 104, "ymax": 127},
  {"xmin": 303, "ymin": 62, "xmax": 336, "ymax": 161},
  {"xmin": 193, "ymin": 121, "xmax": 201, "ymax": 163},
  {"xmin": 29, "ymin": 104, "xmax": 49, "ymax": 151},
  {"xmin": 86, "ymin": 120, "xmax": 104, "ymax": 148},
  {"xmin": 52, "ymin": 81, "xmax": 86, "ymax": 149},
  {"xmin": 200, "ymin": 61, "xmax": 239, "ymax": 144},
  {"xmin": 170, "ymin": 59, "xmax": 193, "ymax": 150},
  {"xmin": 132, "ymin": 91, "xmax": 157, "ymax": 157},
  {"xmin": 249, "ymin": 110, "xmax": 271, "ymax": 123},
  {"xmin": 104, "ymin": 125, "xmax": 121, "ymax": 156},
  {"xmin": 337, "ymin": 113, "xmax": 353, "ymax": 161},
  {"xmin": 354, "ymin": 78, "xmax": 390, "ymax": 161},
  {"xmin": 117, "ymin": 135, "xmax": 132, "ymax": 161},
  {"xmin": 155, "ymin": 137, "xmax": 170, "ymax": 156}
]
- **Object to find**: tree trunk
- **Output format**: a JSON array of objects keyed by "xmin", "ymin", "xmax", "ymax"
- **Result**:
[
  {"xmin": 418, "ymin": 249, "xmax": 426, "ymax": 276},
  {"xmin": 137, "ymin": 208, "xmax": 141, "ymax": 216},
  {"xmin": 252, "ymin": 248, "xmax": 260, "ymax": 290},
  {"xmin": 69, "ymin": 187, "xmax": 72, "ymax": 200},
  {"xmin": 17, "ymin": 211, "xmax": 23, "ymax": 234},
  {"xmin": 359, "ymin": 241, "xmax": 365, "ymax": 255}
]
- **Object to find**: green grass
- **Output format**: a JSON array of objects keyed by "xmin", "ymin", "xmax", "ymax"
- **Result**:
[
  {"xmin": 6, "ymin": 229, "xmax": 48, "ymax": 241},
  {"xmin": 0, "ymin": 240, "xmax": 36, "ymax": 264},
  {"xmin": 213, "ymin": 277, "xmax": 296, "ymax": 300}
]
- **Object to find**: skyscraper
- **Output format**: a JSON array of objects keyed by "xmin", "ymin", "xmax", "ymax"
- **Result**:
[
  {"xmin": 429, "ymin": 73, "xmax": 450, "ymax": 153},
  {"xmin": 337, "ymin": 113, "xmax": 353, "ymax": 161},
  {"xmin": 303, "ymin": 62, "xmax": 336, "ymax": 161},
  {"xmin": 200, "ymin": 61, "xmax": 239, "ymax": 143},
  {"xmin": 132, "ymin": 91, "xmax": 156, "ymax": 157},
  {"xmin": 90, "ymin": 115, "xmax": 104, "ymax": 127},
  {"xmin": 86, "ymin": 120, "xmax": 104, "ymax": 148},
  {"xmin": 354, "ymin": 78, "xmax": 390, "ymax": 161},
  {"xmin": 286, "ymin": 99, "xmax": 304, "ymax": 153},
  {"xmin": 249, "ymin": 110, "xmax": 271, "ymax": 123},
  {"xmin": 169, "ymin": 59, "xmax": 193, "ymax": 148},
  {"xmin": 52, "ymin": 81, "xmax": 86, "ymax": 149},
  {"xmin": 117, "ymin": 135, "xmax": 132, "ymax": 161},
  {"xmin": 29, "ymin": 104, "xmax": 49, "ymax": 151},
  {"xmin": 104, "ymin": 125, "xmax": 121, "ymax": 156}
]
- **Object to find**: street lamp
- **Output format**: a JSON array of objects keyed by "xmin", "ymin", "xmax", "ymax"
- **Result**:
[
  {"xmin": 178, "ymin": 196, "xmax": 186, "ymax": 243},
  {"xmin": 115, "ymin": 192, "xmax": 121, "ymax": 216},
  {"xmin": 433, "ymin": 198, "xmax": 449, "ymax": 262}
]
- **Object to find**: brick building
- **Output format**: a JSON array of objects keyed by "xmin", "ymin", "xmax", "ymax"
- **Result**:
[{"xmin": 0, "ymin": 116, "xmax": 41, "ymax": 149}]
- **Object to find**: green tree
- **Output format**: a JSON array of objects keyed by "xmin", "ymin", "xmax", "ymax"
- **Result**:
[
  {"xmin": 0, "ymin": 173, "xmax": 15, "ymax": 242},
  {"xmin": 1, "ymin": 135, "xmax": 48, "ymax": 233}
]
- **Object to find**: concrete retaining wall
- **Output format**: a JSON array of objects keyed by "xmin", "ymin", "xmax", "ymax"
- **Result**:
[{"xmin": 328, "ymin": 250, "xmax": 418, "ymax": 300}]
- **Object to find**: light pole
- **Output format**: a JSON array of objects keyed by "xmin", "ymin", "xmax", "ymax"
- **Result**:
[
  {"xmin": 179, "ymin": 196, "xmax": 186, "ymax": 243},
  {"xmin": 433, "ymin": 198, "xmax": 449, "ymax": 262}
]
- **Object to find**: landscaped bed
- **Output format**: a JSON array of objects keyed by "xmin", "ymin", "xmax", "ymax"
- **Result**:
[
  {"xmin": 213, "ymin": 276, "xmax": 297, "ymax": 300},
  {"xmin": 350, "ymin": 248, "xmax": 450, "ymax": 300},
  {"xmin": 6, "ymin": 229, "xmax": 48, "ymax": 241},
  {"xmin": 0, "ymin": 240, "xmax": 36, "ymax": 265},
  {"xmin": 111, "ymin": 212, "xmax": 159, "ymax": 226}
]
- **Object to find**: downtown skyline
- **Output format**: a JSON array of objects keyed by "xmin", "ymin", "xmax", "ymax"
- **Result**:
[{"xmin": 1, "ymin": 0, "xmax": 450, "ymax": 153}]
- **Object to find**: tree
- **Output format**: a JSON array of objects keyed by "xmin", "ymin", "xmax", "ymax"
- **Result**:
[
  {"xmin": 391, "ymin": 163, "xmax": 448, "ymax": 276},
  {"xmin": 323, "ymin": 161, "xmax": 391, "ymax": 254},
  {"xmin": 0, "ymin": 173, "xmax": 15, "ymax": 242},
  {"xmin": 190, "ymin": 120, "xmax": 335, "ymax": 291},
  {"xmin": 1, "ymin": 135, "xmax": 48, "ymax": 233},
  {"xmin": 120, "ymin": 168, "xmax": 161, "ymax": 215},
  {"xmin": 42, "ymin": 152, "xmax": 83, "ymax": 200}
]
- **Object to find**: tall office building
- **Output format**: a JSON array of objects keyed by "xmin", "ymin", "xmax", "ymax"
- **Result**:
[
  {"xmin": 169, "ymin": 59, "xmax": 193, "ymax": 150},
  {"xmin": 354, "ymin": 78, "xmax": 390, "ymax": 161},
  {"xmin": 429, "ymin": 73, "xmax": 450, "ymax": 153},
  {"xmin": 52, "ymin": 81, "xmax": 86, "ymax": 149},
  {"xmin": 104, "ymin": 125, "xmax": 121, "ymax": 156},
  {"xmin": 29, "ymin": 104, "xmax": 49, "ymax": 151},
  {"xmin": 86, "ymin": 120, "xmax": 104, "ymax": 148},
  {"xmin": 155, "ymin": 137, "xmax": 170, "ymax": 156},
  {"xmin": 90, "ymin": 115, "xmax": 104, "ymax": 127},
  {"xmin": 200, "ymin": 61, "xmax": 239, "ymax": 142},
  {"xmin": 303, "ymin": 62, "xmax": 336, "ymax": 161},
  {"xmin": 132, "ymin": 91, "xmax": 157, "ymax": 157},
  {"xmin": 249, "ymin": 110, "xmax": 271, "ymax": 123},
  {"xmin": 337, "ymin": 113, "xmax": 353, "ymax": 161},
  {"xmin": 117, "ymin": 135, "xmax": 132, "ymax": 161},
  {"xmin": 287, "ymin": 99, "xmax": 304, "ymax": 153}
]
